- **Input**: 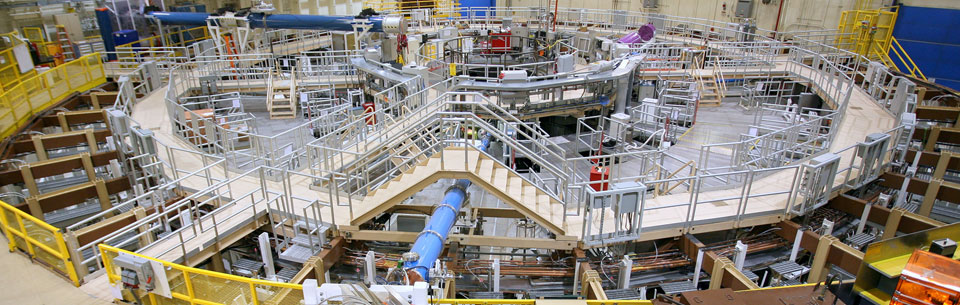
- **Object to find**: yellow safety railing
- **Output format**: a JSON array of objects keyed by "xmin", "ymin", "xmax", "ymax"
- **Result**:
[
  {"xmin": 0, "ymin": 33, "xmax": 38, "ymax": 93},
  {"xmin": 17, "ymin": 27, "xmax": 61, "ymax": 65},
  {"xmin": 100, "ymin": 242, "xmax": 651, "ymax": 305},
  {"xmin": 836, "ymin": 6, "xmax": 897, "ymax": 59},
  {"xmin": 100, "ymin": 244, "xmax": 305, "ymax": 305},
  {"xmin": 22, "ymin": 27, "xmax": 45, "ymax": 43},
  {"xmin": 0, "ymin": 53, "xmax": 106, "ymax": 139},
  {"xmin": 0, "ymin": 200, "xmax": 80, "ymax": 286},
  {"xmin": 887, "ymin": 36, "xmax": 926, "ymax": 80},
  {"xmin": 116, "ymin": 26, "xmax": 211, "ymax": 50},
  {"xmin": 0, "ymin": 30, "xmax": 19, "ymax": 47},
  {"xmin": 837, "ymin": 6, "xmax": 926, "ymax": 81},
  {"xmin": 362, "ymin": 0, "xmax": 461, "ymax": 19}
]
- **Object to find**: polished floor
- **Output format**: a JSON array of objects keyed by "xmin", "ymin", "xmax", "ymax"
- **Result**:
[{"xmin": 0, "ymin": 248, "xmax": 110, "ymax": 305}]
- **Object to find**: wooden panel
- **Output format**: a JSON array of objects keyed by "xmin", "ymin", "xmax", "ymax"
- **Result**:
[
  {"xmin": 63, "ymin": 111, "xmax": 107, "ymax": 126},
  {"xmin": 53, "ymin": 13, "xmax": 85, "ymax": 42},
  {"xmin": 76, "ymin": 213, "xmax": 137, "ymax": 245},
  {"xmin": 775, "ymin": 220, "xmax": 822, "ymax": 254},
  {"xmin": 12, "ymin": 129, "xmax": 111, "ymax": 153},
  {"xmin": 904, "ymin": 150, "xmax": 960, "ymax": 168},
  {"xmin": 915, "ymin": 106, "xmax": 960, "ymax": 122},
  {"xmin": 32, "ymin": 177, "xmax": 131, "ymax": 213},
  {"xmin": 880, "ymin": 172, "xmax": 960, "ymax": 204},
  {"xmin": 828, "ymin": 195, "xmax": 891, "ymax": 226},
  {"xmin": 826, "ymin": 242, "xmax": 864, "ymax": 275},
  {"xmin": 913, "ymin": 127, "xmax": 960, "ymax": 145}
]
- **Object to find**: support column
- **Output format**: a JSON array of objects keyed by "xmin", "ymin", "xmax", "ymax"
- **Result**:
[
  {"xmin": 883, "ymin": 208, "xmax": 905, "ymax": 239},
  {"xmin": 19, "ymin": 165, "xmax": 39, "ymax": 197},
  {"xmin": 491, "ymin": 258, "xmax": 501, "ymax": 292},
  {"xmin": 918, "ymin": 179, "xmax": 942, "ymax": 217},
  {"xmin": 924, "ymin": 127, "xmax": 941, "ymax": 152},
  {"xmin": 63, "ymin": 232, "xmax": 87, "ymax": 279},
  {"xmin": 259, "ymin": 232, "xmax": 277, "ymax": 280},
  {"xmin": 31, "ymin": 135, "xmax": 48, "ymax": 160},
  {"xmin": 708, "ymin": 255, "xmax": 730, "ymax": 290},
  {"xmin": 26, "ymin": 197, "xmax": 43, "ymax": 220},
  {"xmin": 84, "ymin": 129, "xmax": 98, "ymax": 154},
  {"xmin": 57, "ymin": 112, "xmax": 71, "ymax": 132},
  {"xmin": 133, "ymin": 207, "xmax": 155, "ymax": 247},
  {"xmin": 94, "ymin": 179, "xmax": 112, "ymax": 213},
  {"xmin": 807, "ymin": 235, "xmax": 838, "ymax": 283},
  {"xmin": 932, "ymin": 152, "xmax": 953, "ymax": 179},
  {"xmin": 80, "ymin": 153, "xmax": 97, "ymax": 182},
  {"xmin": 581, "ymin": 270, "xmax": 608, "ymax": 300},
  {"xmin": 314, "ymin": 258, "xmax": 327, "ymax": 284},
  {"xmin": 210, "ymin": 251, "xmax": 227, "ymax": 273},
  {"xmin": 618, "ymin": 255, "xmax": 633, "ymax": 289},
  {"xmin": 443, "ymin": 242, "xmax": 458, "ymax": 297}
]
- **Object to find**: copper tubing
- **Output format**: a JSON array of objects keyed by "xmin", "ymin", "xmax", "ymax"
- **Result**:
[{"xmin": 336, "ymin": 234, "xmax": 788, "ymax": 281}]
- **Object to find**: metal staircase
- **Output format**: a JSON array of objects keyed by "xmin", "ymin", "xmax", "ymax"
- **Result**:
[
  {"xmin": 266, "ymin": 65, "xmax": 298, "ymax": 119},
  {"xmin": 351, "ymin": 146, "xmax": 568, "ymax": 236},
  {"xmin": 55, "ymin": 25, "xmax": 75, "ymax": 63},
  {"xmin": 694, "ymin": 56, "xmax": 725, "ymax": 106},
  {"xmin": 327, "ymin": 91, "xmax": 574, "ymax": 236}
]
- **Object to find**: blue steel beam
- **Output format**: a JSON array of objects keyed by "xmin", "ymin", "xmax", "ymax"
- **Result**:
[
  {"xmin": 404, "ymin": 137, "xmax": 492, "ymax": 282},
  {"xmin": 147, "ymin": 11, "xmax": 390, "ymax": 32}
]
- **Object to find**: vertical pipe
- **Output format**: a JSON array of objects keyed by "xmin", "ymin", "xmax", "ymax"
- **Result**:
[{"xmin": 552, "ymin": 0, "xmax": 559, "ymax": 32}]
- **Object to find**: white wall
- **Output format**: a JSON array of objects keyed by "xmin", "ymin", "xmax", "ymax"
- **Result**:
[
  {"xmin": 497, "ymin": 0, "xmax": 860, "ymax": 32},
  {"xmin": 192, "ymin": 0, "xmax": 363, "ymax": 15}
]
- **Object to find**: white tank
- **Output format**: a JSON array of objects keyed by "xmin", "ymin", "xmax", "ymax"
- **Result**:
[{"xmin": 382, "ymin": 16, "xmax": 407, "ymax": 34}]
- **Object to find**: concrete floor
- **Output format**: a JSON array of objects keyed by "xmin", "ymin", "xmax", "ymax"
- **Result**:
[
  {"xmin": 0, "ymin": 247, "xmax": 110, "ymax": 305},
  {"xmin": 671, "ymin": 98, "xmax": 756, "ymax": 164}
]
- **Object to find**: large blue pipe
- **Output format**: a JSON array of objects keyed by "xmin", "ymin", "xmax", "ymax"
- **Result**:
[
  {"xmin": 404, "ymin": 137, "xmax": 491, "ymax": 282},
  {"xmin": 147, "ymin": 11, "xmax": 390, "ymax": 32}
]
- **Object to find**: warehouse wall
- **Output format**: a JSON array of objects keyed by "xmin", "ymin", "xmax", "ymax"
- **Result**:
[
  {"xmin": 185, "ymin": 0, "xmax": 365, "ymax": 15},
  {"xmin": 495, "ymin": 0, "xmax": 859, "ymax": 32}
]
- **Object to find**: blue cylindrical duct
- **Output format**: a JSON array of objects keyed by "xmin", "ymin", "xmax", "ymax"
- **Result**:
[
  {"xmin": 147, "ymin": 11, "xmax": 389, "ymax": 32},
  {"xmin": 147, "ymin": 12, "xmax": 214, "ymax": 26},
  {"xmin": 247, "ymin": 13, "xmax": 386, "ymax": 32},
  {"xmin": 404, "ymin": 137, "xmax": 491, "ymax": 282}
]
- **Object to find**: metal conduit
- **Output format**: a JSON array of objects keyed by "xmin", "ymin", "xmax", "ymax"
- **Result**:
[{"xmin": 147, "ymin": 12, "xmax": 395, "ymax": 32}]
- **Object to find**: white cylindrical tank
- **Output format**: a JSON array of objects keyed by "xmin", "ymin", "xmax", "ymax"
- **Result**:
[{"xmin": 382, "ymin": 16, "xmax": 407, "ymax": 34}]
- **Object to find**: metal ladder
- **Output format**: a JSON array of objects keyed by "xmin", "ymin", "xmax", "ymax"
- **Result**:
[{"xmin": 55, "ymin": 25, "xmax": 76, "ymax": 62}]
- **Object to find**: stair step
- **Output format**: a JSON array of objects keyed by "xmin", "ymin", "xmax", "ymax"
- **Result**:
[
  {"xmin": 493, "ymin": 168, "xmax": 508, "ymax": 191},
  {"xmin": 523, "ymin": 185, "xmax": 542, "ymax": 214},
  {"xmin": 538, "ymin": 194, "xmax": 559, "ymax": 224},
  {"xmin": 507, "ymin": 176, "xmax": 523, "ymax": 201},
  {"xmin": 477, "ymin": 159, "xmax": 495, "ymax": 182},
  {"xmin": 403, "ymin": 162, "xmax": 419, "ymax": 174}
]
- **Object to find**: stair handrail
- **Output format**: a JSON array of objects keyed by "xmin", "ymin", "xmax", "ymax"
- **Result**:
[
  {"xmin": 362, "ymin": 111, "xmax": 570, "ymax": 203},
  {"xmin": 888, "ymin": 36, "xmax": 927, "ymax": 80},
  {"xmin": 658, "ymin": 160, "xmax": 698, "ymax": 195},
  {"xmin": 693, "ymin": 55, "xmax": 708, "ymax": 102},
  {"xmin": 436, "ymin": 112, "xmax": 570, "ymax": 203},
  {"xmin": 443, "ymin": 91, "xmax": 568, "ymax": 164},
  {"xmin": 711, "ymin": 53, "xmax": 727, "ymax": 100}
]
